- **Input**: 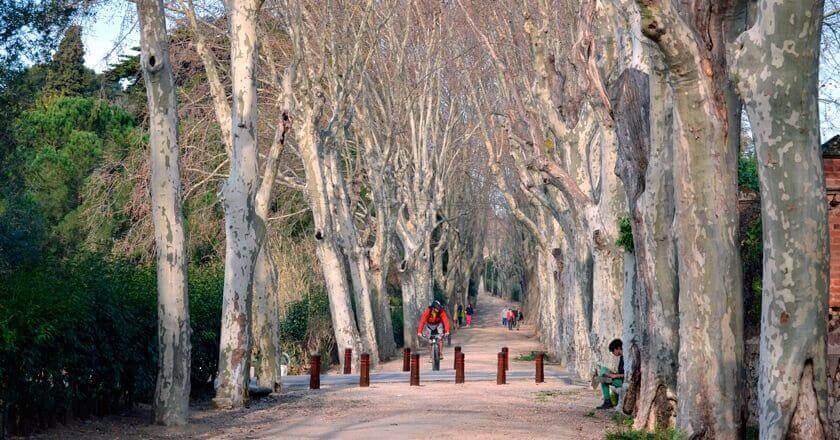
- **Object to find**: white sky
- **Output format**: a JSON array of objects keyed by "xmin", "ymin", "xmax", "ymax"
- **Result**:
[{"xmin": 81, "ymin": 6, "xmax": 138, "ymax": 73}]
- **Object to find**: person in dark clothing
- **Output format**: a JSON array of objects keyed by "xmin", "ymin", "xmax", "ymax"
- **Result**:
[{"xmin": 593, "ymin": 339, "xmax": 624, "ymax": 409}]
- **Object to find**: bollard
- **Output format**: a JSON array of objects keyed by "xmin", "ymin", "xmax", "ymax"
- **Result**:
[
  {"xmin": 496, "ymin": 352, "xmax": 506, "ymax": 385},
  {"xmin": 410, "ymin": 354, "xmax": 420, "ymax": 386},
  {"xmin": 455, "ymin": 352, "xmax": 465, "ymax": 384},
  {"xmin": 344, "ymin": 348, "xmax": 352, "ymax": 374},
  {"xmin": 454, "ymin": 346, "xmax": 461, "ymax": 370},
  {"xmin": 502, "ymin": 347, "xmax": 509, "ymax": 371},
  {"xmin": 359, "ymin": 353, "xmax": 370, "ymax": 387},
  {"xmin": 403, "ymin": 348, "xmax": 411, "ymax": 372},
  {"xmin": 535, "ymin": 352, "xmax": 545, "ymax": 383},
  {"xmin": 309, "ymin": 354, "xmax": 321, "ymax": 390}
]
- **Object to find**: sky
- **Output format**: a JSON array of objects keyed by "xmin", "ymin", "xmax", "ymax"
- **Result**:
[{"xmin": 81, "ymin": 6, "xmax": 138, "ymax": 73}]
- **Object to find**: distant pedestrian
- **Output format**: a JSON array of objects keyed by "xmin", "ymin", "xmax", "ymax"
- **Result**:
[
  {"xmin": 506, "ymin": 308, "xmax": 515, "ymax": 331},
  {"xmin": 457, "ymin": 303, "xmax": 465, "ymax": 327},
  {"xmin": 465, "ymin": 303, "xmax": 474, "ymax": 327},
  {"xmin": 501, "ymin": 308, "xmax": 508, "ymax": 327},
  {"xmin": 517, "ymin": 309, "xmax": 524, "ymax": 330}
]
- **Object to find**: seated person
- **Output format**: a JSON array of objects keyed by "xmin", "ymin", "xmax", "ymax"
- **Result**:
[{"xmin": 592, "ymin": 338, "xmax": 624, "ymax": 409}]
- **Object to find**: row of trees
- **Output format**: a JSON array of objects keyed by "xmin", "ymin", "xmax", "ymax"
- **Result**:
[
  {"xmin": 453, "ymin": 0, "xmax": 829, "ymax": 438},
  {"xmin": 134, "ymin": 0, "xmax": 832, "ymax": 438},
  {"xmin": 138, "ymin": 0, "xmax": 490, "ymax": 424}
]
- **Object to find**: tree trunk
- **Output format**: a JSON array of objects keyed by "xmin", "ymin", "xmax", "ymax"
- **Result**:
[
  {"xmin": 732, "ymin": 1, "xmax": 829, "ymax": 438},
  {"xmin": 370, "ymin": 256, "xmax": 396, "ymax": 360},
  {"xmin": 316, "ymin": 239, "xmax": 364, "ymax": 369},
  {"xmin": 325, "ymin": 148, "xmax": 380, "ymax": 363},
  {"xmin": 214, "ymin": 0, "xmax": 263, "ymax": 409},
  {"xmin": 369, "ymin": 212, "xmax": 397, "ymax": 359},
  {"xmin": 612, "ymin": 64, "xmax": 679, "ymax": 429},
  {"xmin": 249, "ymin": 68, "xmax": 293, "ymax": 392},
  {"xmin": 586, "ymin": 128, "xmax": 628, "ymax": 373},
  {"xmin": 137, "ymin": 0, "xmax": 191, "ymax": 425},
  {"xmin": 400, "ymin": 256, "xmax": 434, "ymax": 350},
  {"xmin": 250, "ymin": 246, "xmax": 282, "ymax": 391},
  {"xmin": 297, "ymin": 110, "xmax": 363, "ymax": 372},
  {"xmin": 637, "ymin": 2, "xmax": 745, "ymax": 436}
]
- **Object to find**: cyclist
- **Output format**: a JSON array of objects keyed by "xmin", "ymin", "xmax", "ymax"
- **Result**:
[{"xmin": 417, "ymin": 300, "xmax": 451, "ymax": 361}]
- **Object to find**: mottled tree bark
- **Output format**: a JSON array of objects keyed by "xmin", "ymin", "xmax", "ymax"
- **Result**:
[
  {"xmin": 250, "ymin": 70, "xmax": 293, "ymax": 392},
  {"xmin": 636, "ymin": 1, "xmax": 745, "ymax": 437},
  {"xmin": 328, "ymin": 147, "xmax": 380, "ymax": 363},
  {"xmin": 369, "ymin": 221, "xmax": 397, "ymax": 359},
  {"xmin": 612, "ymin": 64, "xmax": 679, "ymax": 429},
  {"xmin": 731, "ymin": 1, "xmax": 829, "ymax": 438},
  {"xmin": 367, "ymin": 156, "xmax": 398, "ymax": 360},
  {"xmin": 399, "ymin": 249, "xmax": 434, "ymax": 350},
  {"xmin": 297, "ymin": 110, "xmax": 363, "ymax": 372},
  {"xmin": 138, "ymin": 0, "xmax": 191, "ymax": 425},
  {"xmin": 180, "ymin": 0, "xmax": 288, "ymax": 390},
  {"xmin": 214, "ymin": 0, "xmax": 263, "ymax": 409}
]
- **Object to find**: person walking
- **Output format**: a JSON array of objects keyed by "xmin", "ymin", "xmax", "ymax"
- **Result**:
[
  {"xmin": 501, "ymin": 308, "xmax": 508, "ymax": 327},
  {"xmin": 456, "ymin": 303, "xmax": 464, "ymax": 327},
  {"xmin": 506, "ymin": 308, "xmax": 515, "ymax": 331},
  {"xmin": 465, "ymin": 303, "xmax": 474, "ymax": 327}
]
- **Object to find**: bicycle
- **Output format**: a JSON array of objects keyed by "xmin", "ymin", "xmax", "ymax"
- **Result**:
[{"xmin": 424, "ymin": 329, "xmax": 446, "ymax": 371}]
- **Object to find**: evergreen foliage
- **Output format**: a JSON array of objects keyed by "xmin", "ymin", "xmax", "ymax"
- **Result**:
[
  {"xmin": 1, "ymin": 96, "xmax": 142, "ymax": 267},
  {"xmin": 43, "ymin": 25, "xmax": 96, "ymax": 97}
]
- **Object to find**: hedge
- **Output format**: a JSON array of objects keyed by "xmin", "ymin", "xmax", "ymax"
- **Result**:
[{"xmin": 0, "ymin": 258, "xmax": 223, "ymax": 435}]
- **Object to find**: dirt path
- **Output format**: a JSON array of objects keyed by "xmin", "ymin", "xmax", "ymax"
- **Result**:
[
  {"xmin": 376, "ymin": 291, "xmax": 556, "ymax": 374},
  {"xmin": 33, "ymin": 292, "xmax": 619, "ymax": 439}
]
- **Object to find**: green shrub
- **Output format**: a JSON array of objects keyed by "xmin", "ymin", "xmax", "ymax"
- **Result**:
[
  {"xmin": 605, "ymin": 428, "xmax": 685, "ymax": 440},
  {"xmin": 0, "ymin": 257, "xmax": 223, "ymax": 434},
  {"xmin": 738, "ymin": 154, "xmax": 760, "ymax": 192},
  {"xmin": 514, "ymin": 351, "xmax": 536, "ymax": 361},
  {"xmin": 278, "ymin": 287, "xmax": 333, "ymax": 373},
  {"xmin": 616, "ymin": 217, "xmax": 634, "ymax": 253},
  {"xmin": 390, "ymin": 292, "xmax": 404, "ymax": 347}
]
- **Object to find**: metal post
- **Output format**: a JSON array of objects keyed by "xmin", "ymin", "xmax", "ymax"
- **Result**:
[
  {"xmin": 403, "ymin": 348, "xmax": 411, "ymax": 372},
  {"xmin": 410, "ymin": 354, "xmax": 420, "ymax": 386},
  {"xmin": 360, "ymin": 353, "xmax": 370, "ymax": 387},
  {"xmin": 536, "ymin": 352, "xmax": 545, "ymax": 383},
  {"xmin": 455, "ymin": 352, "xmax": 465, "ymax": 384},
  {"xmin": 502, "ymin": 347, "xmax": 509, "ymax": 371},
  {"xmin": 496, "ymin": 352, "xmax": 506, "ymax": 385},
  {"xmin": 344, "ymin": 348, "xmax": 352, "ymax": 374},
  {"xmin": 454, "ymin": 346, "xmax": 461, "ymax": 370},
  {"xmin": 309, "ymin": 354, "xmax": 321, "ymax": 390}
]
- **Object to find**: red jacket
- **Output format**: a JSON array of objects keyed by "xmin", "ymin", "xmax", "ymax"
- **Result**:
[{"xmin": 418, "ymin": 307, "xmax": 451, "ymax": 334}]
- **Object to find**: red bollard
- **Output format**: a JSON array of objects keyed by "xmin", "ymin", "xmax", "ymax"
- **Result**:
[
  {"xmin": 403, "ymin": 348, "xmax": 411, "ymax": 372},
  {"xmin": 455, "ymin": 352, "xmax": 465, "ymax": 384},
  {"xmin": 497, "ymin": 352, "xmax": 506, "ymax": 385},
  {"xmin": 344, "ymin": 348, "xmax": 352, "ymax": 374},
  {"xmin": 359, "ymin": 353, "xmax": 370, "ymax": 387},
  {"xmin": 535, "ymin": 352, "xmax": 545, "ymax": 383},
  {"xmin": 309, "ymin": 354, "xmax": 321, "ymax": 390},
  {"xmin": 502, "ymin": 347, "xmax": 509, "ymax": 371},
  {"xmin": 453, "ymin": 346, "xmax": 461, "ymax": 369},
  {"xmin": 410, "ymin": 354, "xmax": 420, "ymax": 386}
]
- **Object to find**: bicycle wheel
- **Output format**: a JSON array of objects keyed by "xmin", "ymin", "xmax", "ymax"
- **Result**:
[{"xmin": 432, "ymin": 341, "xmax": 440, "ymax": 371}]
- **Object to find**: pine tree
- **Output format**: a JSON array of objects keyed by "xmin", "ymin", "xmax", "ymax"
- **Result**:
[{"xmin": 44, "ymin": 25, "xmax": 95, "ymax": 96}]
